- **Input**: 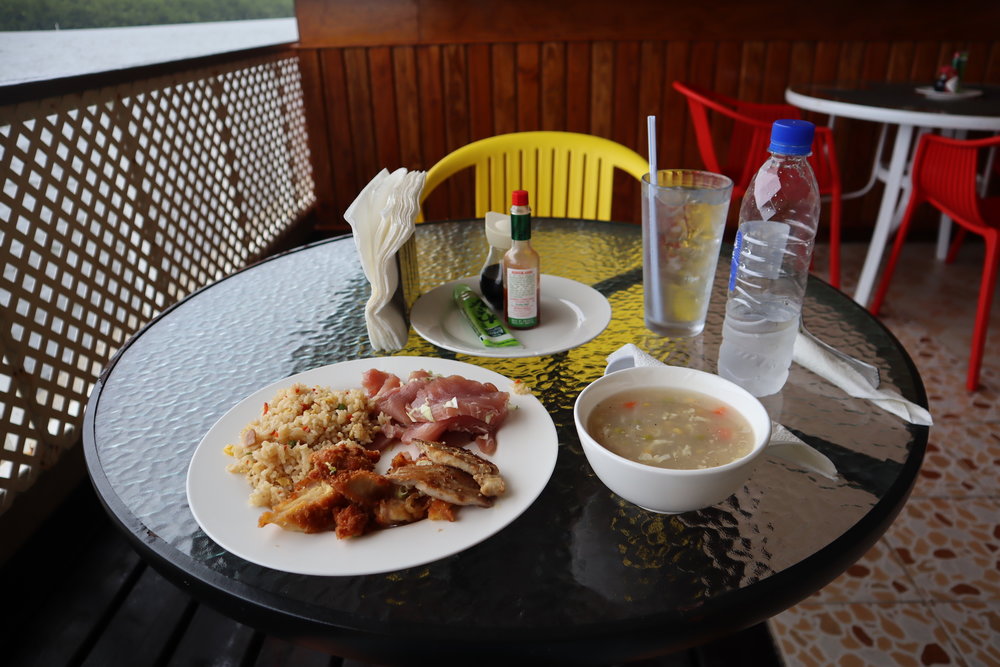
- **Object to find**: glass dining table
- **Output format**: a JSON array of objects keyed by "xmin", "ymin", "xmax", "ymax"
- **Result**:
[{"xmin": 83, "ymin": 218, "xmax": 929, "ymax": 664}]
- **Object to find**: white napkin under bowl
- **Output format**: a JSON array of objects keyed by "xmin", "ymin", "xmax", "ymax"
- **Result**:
[{"xmin": 604, "ymin": 344, "xmax": 838, "ymax": 480}]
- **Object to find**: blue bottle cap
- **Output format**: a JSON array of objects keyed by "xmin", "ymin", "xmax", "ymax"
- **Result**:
[{"xmin": 769, "ymin": 119, "xmax": 815, "ymax": 155}]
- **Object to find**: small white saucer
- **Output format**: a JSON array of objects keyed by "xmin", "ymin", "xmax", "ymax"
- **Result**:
[
  {"xmin": 410, "ymin": 275, "xmax": 612, "ymax": 358},
  {"xmin": 915, "ymin": 86, "xmax": 983, "ymax": 101}
]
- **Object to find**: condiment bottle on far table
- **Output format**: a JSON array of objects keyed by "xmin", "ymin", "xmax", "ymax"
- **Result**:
[{"xmin": 502, "ymin": 190, "xmax": 540, "ymax": 329}]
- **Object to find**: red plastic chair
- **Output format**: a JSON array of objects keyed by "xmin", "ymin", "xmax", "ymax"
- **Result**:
[
  {"xmin": 871, "ymin": 133, "xmax": 1000, "ymax": 392},
  {"xmin": 672, "ymin": 81, "xmax": 843, "ymax": 287}
]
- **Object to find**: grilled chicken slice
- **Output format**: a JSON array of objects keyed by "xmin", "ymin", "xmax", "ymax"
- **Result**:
[
  {"xmin": 413, "ymin": 439, "xmax": 505, "ymax": 497},
  {"xmin": 386, "ymin": 463, "xmax": 493, "ymax": 508}
]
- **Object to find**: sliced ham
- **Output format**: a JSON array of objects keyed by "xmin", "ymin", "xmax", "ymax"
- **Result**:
[
  {"xmin": 361, "ymin": 368, "xmax": 405, "ymax": 399},
  {"xmin": 363, "ymin": 370, "xmax": 509, "ymax": 454}
]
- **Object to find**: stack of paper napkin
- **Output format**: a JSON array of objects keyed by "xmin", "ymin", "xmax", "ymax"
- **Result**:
[{"xmin": 344, "ymin": 168, "xmax": 426, "ymax": 351}]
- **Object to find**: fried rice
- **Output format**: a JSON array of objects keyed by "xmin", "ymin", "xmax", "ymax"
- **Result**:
[{"xmin": 224, "ymin": 382, "xmax": 387, "ymax": 507}]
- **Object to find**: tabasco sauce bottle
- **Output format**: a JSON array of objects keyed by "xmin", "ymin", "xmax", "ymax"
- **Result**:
[{"xmin": 502, "ymin": 189, "xmax": 540, "ymax": 329}]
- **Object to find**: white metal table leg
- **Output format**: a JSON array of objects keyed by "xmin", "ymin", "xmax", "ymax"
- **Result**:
[
  {"xmin": 934, "ymin": 129, "xmax": 966, "ymax": 260},
  {"xmin": 842, "ymin": 123, "xmax": 888, "ymax": 202},
  {"xmin": 854, "ymin": 123, "xmax": 915, "ymax": 307},
  {"xmin": 936, "ymin": 215, "xmax": 953, "ymax": 260}
]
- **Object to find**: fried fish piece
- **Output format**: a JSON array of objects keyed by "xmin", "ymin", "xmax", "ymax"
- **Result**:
[
  {"xmin": 413, "ymin": 439, "xmax": 506, "ymax": 497},
  {"xmin": 300, "ymin": 441, "xmax": 381, "ymax": 486},
  {"xmin": 374, "ymin": 491, "xmax": 431, "ymax": 527},
  {"xmin": 334, "ymin": 503, "xmax": 370, "ymax": 539},
  {"xmin": 386, "ymin": 463, "xmax": 493, "ymax": 508},
  {"xmin": 333, "ymin": 469, "xmax": 393, "ymax": 507},
  {"xmin": 258, "ymin": 481, "xmax": 341, "ymax": 533}
]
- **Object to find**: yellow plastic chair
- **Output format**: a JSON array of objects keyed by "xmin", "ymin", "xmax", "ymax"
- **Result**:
[{"xmin": 417, "ymin": 131, "xmax": 648, "ymax": 222}]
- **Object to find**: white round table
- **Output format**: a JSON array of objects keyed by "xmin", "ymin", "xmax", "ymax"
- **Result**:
[{"xmin": 786, "ymin": 82, "xmax": 1000, "ymax": 306}]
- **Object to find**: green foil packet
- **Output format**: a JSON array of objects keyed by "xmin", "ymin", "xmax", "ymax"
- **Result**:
[{"xmin": 453, "ymin": 285, "xmax": 521, "ymax": 348}]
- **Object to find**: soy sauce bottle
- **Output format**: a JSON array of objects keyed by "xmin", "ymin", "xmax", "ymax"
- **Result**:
[
  {"xmin": 478, "ymin": 214, "xmax": 511, "ymax": 311},
  {"xmin": 502, "ymin": 190, "xmax": 540, "ymax": 329}
]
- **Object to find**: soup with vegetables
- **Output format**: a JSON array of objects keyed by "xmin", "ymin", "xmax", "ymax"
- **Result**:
[{"xmin": 586, "ymin": 387, "xmax": 754, "ymax": 470}]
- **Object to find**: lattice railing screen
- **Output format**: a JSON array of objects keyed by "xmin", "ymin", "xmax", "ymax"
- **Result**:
[{"xmin": 0, "ymin": 50, "xmax": 316, "ymax": 514}]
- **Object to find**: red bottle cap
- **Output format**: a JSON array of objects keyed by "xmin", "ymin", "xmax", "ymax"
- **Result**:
[{"xmin": 511, "ymin": 190, "xmax": 529, "ymax": 206}]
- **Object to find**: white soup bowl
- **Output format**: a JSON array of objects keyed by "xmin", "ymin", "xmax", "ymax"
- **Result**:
[{"xmin": 573, "ymin": 365, "xmax": 772, "ymax": 513}]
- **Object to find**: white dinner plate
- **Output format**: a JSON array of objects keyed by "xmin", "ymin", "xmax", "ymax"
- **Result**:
[
  {"xmin": 186, "ymin": 356, "xmax": 558, "ymax": 576},
  {"xmin": 410, "ymin": 275, "xmax": 612, "ymax": 358},
  {"xmin": 915, "ymin": 86, "xmax": 983, "ymax": 100}
]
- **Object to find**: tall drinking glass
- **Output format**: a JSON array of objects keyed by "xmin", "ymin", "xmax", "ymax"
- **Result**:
[{"xmin": 642, "ymin": 169, "xmax": 733, "ymax": 337}]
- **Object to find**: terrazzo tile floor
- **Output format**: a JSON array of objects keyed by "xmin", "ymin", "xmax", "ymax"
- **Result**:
[{"xmin": 769, "ymin": 240, "xmax": 1000, "ymax": 667}]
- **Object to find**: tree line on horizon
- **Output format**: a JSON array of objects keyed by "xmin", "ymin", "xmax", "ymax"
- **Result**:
[{"xmin": 2, "ymin": 0, "xmax": 294, "ymax": 31}]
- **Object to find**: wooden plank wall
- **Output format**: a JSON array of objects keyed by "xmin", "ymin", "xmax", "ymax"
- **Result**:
[{"xmin": 295, "ymin": 0, "xmax": 1000, "ymax": 237}]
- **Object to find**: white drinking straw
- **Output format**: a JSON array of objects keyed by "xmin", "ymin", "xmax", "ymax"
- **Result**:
[
  {"xmin": 646, "ymin": 115, "xmax": 663, "ymax": 320},
  {"xmin": 647, "ymin": 115, "xmax": 657, "ymax": 182}
]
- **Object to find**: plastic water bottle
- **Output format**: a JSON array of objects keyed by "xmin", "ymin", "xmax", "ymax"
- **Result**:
[{"xmin": 717, "ymin": 119, "xmax": 820, "ymax": 397}]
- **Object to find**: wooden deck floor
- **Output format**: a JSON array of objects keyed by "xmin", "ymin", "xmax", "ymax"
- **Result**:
[{"xmin": 2, "ymin": 479, "xmax": 781, "ymax": 667}]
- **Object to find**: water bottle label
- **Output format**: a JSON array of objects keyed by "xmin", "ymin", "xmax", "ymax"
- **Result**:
[
  {"xmin": 754, "ymin": 171, "xmax": 782, "ymax": 219},
  {"xmin": 728, "ymin": 228, "xmax": 744, "ymax": 292},
  {"xmin": 755, "ymin": 221, "xmax": 791, "ymax": 280},
  {"xmin": 733, "ymin": 220, "xmax": 791, "ymax": 281}
]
